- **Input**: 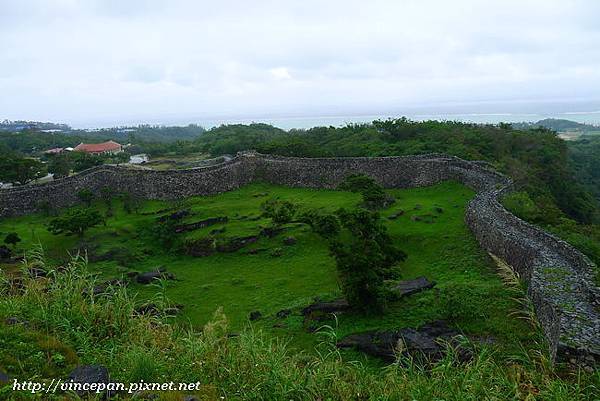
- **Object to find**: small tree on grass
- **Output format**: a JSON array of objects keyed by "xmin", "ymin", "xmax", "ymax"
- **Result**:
[
  {"xmin": 338, "ymin": 174, "xmax": 394, "ymax": 210},
  {"xmin": 48, "ymin": 208, "xmax": 104, "ymax": 237},
  {"xmin": 260, "ymin": 199, "xmax": 298, "ymax": 225},
  {"xmin": 4, "ymin": 232, "xmax": 21, "ymax": 248},
  {"xmin": 308, "ymin": 207, "xmax": 406, "ymax": 312}
]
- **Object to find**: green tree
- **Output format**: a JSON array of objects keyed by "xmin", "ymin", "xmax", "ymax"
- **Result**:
[
  {"xmin": 313, "ymin": 208, "xmax": 406, "ymax": 312},
  {"xmin": 260, "ymin": 199, "xmax": 298, "ymax": 225},
  {"xmin": 4, "ymin": 232, "xmax": 21, "ymax": 248},
  {"xmin": 47, "ymin": 154, "xmax": 72, "ymax": 179},
  {"xmin": 0, "ymin": 156, "xmax": 46, "ymax": 185},
  {"xmin": 47, "ymin": 208, "xmax": 104, "ymax": 237}
]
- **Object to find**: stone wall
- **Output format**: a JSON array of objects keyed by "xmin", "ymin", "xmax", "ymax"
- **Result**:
[{"xmin": 0, "ymin": 151, "xmax": 598, "ymax": 363}]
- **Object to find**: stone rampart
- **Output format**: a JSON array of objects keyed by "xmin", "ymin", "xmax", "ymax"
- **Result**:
[{"xmin": 0, "ymin": 151, "xmax": 597, "ymax": 363}]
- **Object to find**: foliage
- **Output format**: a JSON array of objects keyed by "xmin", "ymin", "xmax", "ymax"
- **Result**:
[
  {"xmin": 503, "ymin": 191, "xmax": 542, "ymax": 222},
  {"xmin": 46, "ymin": 153, "xmax": 72, "ymax": 179},
  {"xmin": 300, "ymin": 210, "xmax": 341, "ymax": 238},
  {"xmin": 4, "ymin": 232, "xmax": 21, "ymax": 247},
  {"xmin": 327, "ymin": 208, "xmax": 406, "ymax": 312},
  {"xmin": 339, "ymin": 173, "xmax": 394, "ymax": 210},
  {"xmin": 0, "ymin": 155, "xmax": 46, "ymax": 185},
  {"xmin": 120, "ymin": 192, "xmax": 143, "ymax": 214},
  {"xmin": 260, "ymin": 198, "xmax": 298, "ymax": 225},
  {"xmin": 47, "ymin": 208, "xmax": 104, "ymax": 237},
  {"xmin": 76, "ymin": 188, "xmax": 94, "ymax": 206}
]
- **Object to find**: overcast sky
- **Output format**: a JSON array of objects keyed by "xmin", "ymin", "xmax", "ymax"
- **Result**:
[{"xmin": 2, "ymin": 0, "xmax": 600, "ymax": 127}]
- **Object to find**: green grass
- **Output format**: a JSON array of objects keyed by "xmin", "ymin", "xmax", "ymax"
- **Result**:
[
  {"xmin": 0, "ymin": 182, "xmax": 598, "ymax": 400},
  {"xmin": 0, "ymin": 181, "xmax": 535, "ymax": 358}
]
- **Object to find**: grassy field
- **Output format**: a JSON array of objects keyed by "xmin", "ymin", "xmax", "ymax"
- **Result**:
[{"xmin": 0, "ymin": 181, "xmax": 536, "ymax": 359}]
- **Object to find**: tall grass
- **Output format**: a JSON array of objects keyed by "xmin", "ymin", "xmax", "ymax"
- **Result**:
[{"xmin": 0, "ymin": 249, "xmax": 598, "ymax": 400}]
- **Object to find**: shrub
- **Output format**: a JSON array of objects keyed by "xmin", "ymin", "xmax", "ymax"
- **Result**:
[
  {"xmin": 329, "ymin": 208, "xmax": 407, "ymax": 312},
  {"xmin": 4, "ymin": 232, "xmax": 21, "ymax": 248},
  {"xmin": 339, "ymin": 173, "xmax": 395, "ymax": 210},
  {"xmin": 47, "ymin": 208, "xmax": 104, "ymax": 237},
  {"xmin": 260, "ymin": 198, "xmax": 298, "ymax": 225}
]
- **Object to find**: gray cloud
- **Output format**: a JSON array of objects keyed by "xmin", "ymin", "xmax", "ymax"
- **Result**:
[{"xmin": 1, "ymin": 0, "xmax": 599, "ymax": 127}]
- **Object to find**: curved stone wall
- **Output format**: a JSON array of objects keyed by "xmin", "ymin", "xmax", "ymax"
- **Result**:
[{"xmin": 0, "ymin": 151, "xmax": 598, "ymax": 363}]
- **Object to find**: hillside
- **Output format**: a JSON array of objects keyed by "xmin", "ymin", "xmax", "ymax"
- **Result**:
[{"xmin": 2, "ymin": 181, "xmax": 597, "ymax": 399}]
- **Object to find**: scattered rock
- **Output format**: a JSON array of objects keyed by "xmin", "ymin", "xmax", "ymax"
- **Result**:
[
  {"xmin": 390, "ymin": 276, "xmax": 436, "ymax": 297},
  {"xmin": 414, "ymin": 204, "xmax": 422, "ymax": 210},
  {"xmin": 157, "ymin": 209, "xmax": 190, "ymax": 222},
  {"xmin": 0, "ymin": 245, "xmax": 12, "ymax": 260},
  {"xmin": 273, "ymin": 322, "xmax": 286, "ymax": 328},
  {"xmin": 434, "ymin": 207, "xmax": 444, "ymax": 214},
  {"xmin": 270, "ymin": 248, "xmax": 283, "ymax": 257},
  {"xmin": 302, "ymin": 299, "xmax": 350, "ymax": 316},
  {"xmin": 387, "ymin": 210, "xmax": 405, "ymax": 220},
  {"xmin": 126, "ymin": 271, "xmax": 140, "ymax": 279},
  {"xmin": 0, "ymin": 370, "xmax": 10, "ymax": 384},
  {"xmin": 136, "ymin": 269, "xmax": 175, "ymax": 284},
  {"xmin": 135, "ymin": 303, "xmax": 160, "ymax": 316},
  {"xmin": 67, "ymin": 365, "xmax": 110, "ymax": 396},
  {"xmin": 216, "ymin": 236, "xmax": 259, "ymax": 253},
  {"xmin": 260, "ymin": 226, "xmax": 285, "ymax": 238},
  {"xmin": 28, "ymin": 267, "xmax": 47, "ymax": 278},
  {"xmin": 185, "ymin": 237, "xmax": 216, "ymax": 257},
  {"xmin": 247, "ymin": 248, "xmax": 267, "ymax": 255},
  {"xmin": 283, "ymin": 236, "xmax": 297, "ymax": 246},
  {"xmin": 5, "ymin": 317, "xmax": 29, "ymax": 326},
  {"xmin": 183, "ymin": 396, "xmax": 200, "ymax": 401},
  {"xmin": 410, "ymin": 215, "xmax": 422, "ymax": 222},
  {"xmin": 276, "ymin": 309, "xmax": 292, "ymax": 319},
  {"xmin": 253, "ymin": 192, "xmax": 269, "ymax": 198},
  {"xmin": 337, "ymin": 321, "xmax": 465, "ymax": 363},
  {"xmin": 174, "ymin": 216, "xmax": 228, "ymax": 233},
  {"xmin": 249, "ymin": 311, "xmax": 262, "ymax": 321},
  {"xmin": 227, "ymin": 333, "xmax": 240, "ymax": 338},
  {"xmin": 89, "ymin": 279, "xmax": 126, "ymax": 296},
  {"xmin": 210, "ymin": 227, "xmax": 227, "ymax": 235}
]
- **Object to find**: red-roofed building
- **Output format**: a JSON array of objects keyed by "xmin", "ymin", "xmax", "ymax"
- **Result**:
[{"xmin": 74, "ymin": 140, "xmax": 122, "ymax": 155}]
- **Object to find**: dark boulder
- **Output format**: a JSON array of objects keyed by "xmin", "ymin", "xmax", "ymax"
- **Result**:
[
  {"xmin": 283, "ymin": 236, "xmax": 297, "ymax": 246},
  {"xmin": 302, "ymin": 299, "xmax": 350, "ymax": 316},
  {"xmin": 5, "ymin": 317, "xmax": 29, "ymax": 326},
  {"xmin": 0, "ymin": 370, "xmax": 10, "ymax": 384},
  {"xmin": 249, "ymin": 311, "xmax": 262, "ymax": 321},
  {"xmin": 67, "ymin": 365, "xmax": 110, "ymax": 396},
  {"xmin": 185, "ymin": 237, "xmax": 216, "ymax": 257},
  {"xmin": 28, "ymin": 267, "xmax": 47, "ymax": 278},
  {"xmin": 136, "ymin": 269, "xmax": 175, "ymax": 284},
  {"xmin": 174, "ymin": 216, "xmax": 228, "ymax": 233},
  {"xmin": 135, "ymin": 303, "xmax": 160, "ymax": 316},
  {"xmin": 260, "ymin": 226, "xmax": 285, "ymax": 238},
  {"xmin": 89, "ymin": 279, "xmax": 126, "ymax": 296},
  {"xmin": 0, "ymin": 245, "xmax": 11, "ymax": 260},
  {"xmin": 391, "ymin": 276, "xmax": 436, "ymax": 298},
  {"xmin": 276, "ymin": 309, "xmax": 292, "ymax": 319},
  {"xmin": 337, "ymin": 321, "xmax": 465, "ymax": 363},
  {"xmin": 157, "ymin": 209, "xmax": 190, "ymax": 222},
  {"xmin": 387, "ymin": 210, "xmax": 405, "ymax": 220},
  {"xmin": 126, "ymin": 271, "xmax": 140, "ymax": 279},
  {"xmin": 216, "ymin": 236, "xmax": 258, "ymax": 253}
]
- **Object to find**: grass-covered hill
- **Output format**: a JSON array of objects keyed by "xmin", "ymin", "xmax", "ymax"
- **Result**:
[{"xmin": 1, "ymin": 181, "xmax": 598, "ymax": 400}]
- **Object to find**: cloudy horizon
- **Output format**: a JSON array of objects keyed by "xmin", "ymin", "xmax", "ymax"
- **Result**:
[{"xmin": 2, "ymin": 0, "xmax": 600, "ymax": 128}]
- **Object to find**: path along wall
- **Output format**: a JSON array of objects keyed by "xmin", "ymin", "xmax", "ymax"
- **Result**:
[{"xmin": 0, "ymin": 152, "xmax": 598, "ymax": 364}]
